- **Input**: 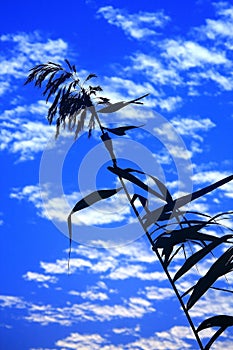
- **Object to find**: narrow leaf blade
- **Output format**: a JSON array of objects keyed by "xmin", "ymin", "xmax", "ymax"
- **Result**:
[
  {"xmin": 103, "ymin": 125, "xmax": 144, "ymax": 136},
  {"xmin": 187, "ymin": 247, "xmax": 233, "ymax": 309},
  {"xmin": 173, "ymin": 235, "xmax": 233, "ymax": 282},
  {"xmin": 67, "ymin": 187, "xmax": 122, "ymax": 270}
]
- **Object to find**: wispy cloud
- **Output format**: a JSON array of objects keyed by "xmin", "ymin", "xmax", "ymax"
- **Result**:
[
  {"xmin": 98, "ymin": 6, "xmax": 170, "ymax": 40},
  {"xmin": 55, "ymin": 332, "xmax": 107, "ymax": 350},
  {"xmin": 23, "ymin": 272, "xmax": 58, "ymax": 285},
  {"xmin": 10, "ymin": 183, "xmax": 130, "ymax": 226},
  {"xmin": 0, "ymin": 32, "xmax": 68, "ymax": 79},
  {"xmin": 161, "ymin": 39, "xmax": 229, "ymax": 69},
  {"xmin": 0, "ymin": 293, "xmax": 156, "ymax": 326},
  {"xmin": 130, "ymin": 53, "xmax": 182, "ymax": 86},
  {"xmin": 170, "ymin": 117, "xmax": 215, "ymax": 141},
  {"xmin": 0, "ymin": 118, "xmax": 54, "ymax": 161},
  {"xmin": 197, "ymin": 3, "xmax": 233, "ymax": 40}
]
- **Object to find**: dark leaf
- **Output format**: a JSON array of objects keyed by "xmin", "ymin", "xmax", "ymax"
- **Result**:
[
  {"xmin": 154, "ymin": 226, "xmax": 219, "ymax": 266},
  {"xmin": 126, "ymin": 168, "xmax": 173, "ymax": 204},
  {"xmin": 103, "ymin": 125, "xmax": 144, "ymax": 136},
  {"xmin": 98, "ymin": 101, "xmax": 131, "ymax": 113},
  {"xmin": 65, "ymin": 58, "xmax": 73, "ymax": 71},
  {"xmin": 197, "ymin": 315, "xmax": 233, "ymax": 350},
  {"xmin": 97, "ymin": 97, "xmax": 111, "ymax": 104},
  {"xmin": 143, "ymin": 174, "xmax": 233, "ymax": 227},
  {"xmin": 107, "ymin": 166, "xmax": 165, "ymax": 201},
  {"xmin": 173, "ymin": 235, "xmax": 233, "ymax": 282},
  {"xmin": 67, "ymin": 188, "xmax": 123, "ymax": 270},
  {"xmin": 187, "ymin": 247, "xmax": 233, "ymax": 310},
  {"xmin": 197, "ymin": 315, "xmax": 233, "ymax": 332},
  {"xmin": 74, "ymin": 108, "xmax": 86, "ymax": 139},
  {"xmin": 131, "ymin": 194, "xmax": 149, "ymax": 213},
  {"xmin": 85, "ymin": 73, "xmax": 97, "ymax": 81},
  {"xmin": 98, "ymin": 94, "xmax": 149, "ymax": 113}
]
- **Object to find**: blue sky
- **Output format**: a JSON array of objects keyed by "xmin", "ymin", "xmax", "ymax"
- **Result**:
[{"xmin": 1, "ymin": 0, "xmax": 233, "ymax": 349}]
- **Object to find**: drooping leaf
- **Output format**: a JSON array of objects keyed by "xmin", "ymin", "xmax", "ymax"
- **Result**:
[
  {"xmin": 197, "ymin": 315, "xmax": 233, "ymax": 350},
  {"xmin": 143, "ymin": 174, "xmax": 233, "ymax": 227},
  {"xmin": 187, "ymin": 246, "xmax": 233, "ymax": 310},
  {"xmin": 85, "ymin": 73, "xmax": 97, "ymax": 81},
  {"xmin": 97, "ymin": 93, "xmax": 149, "ymax": 113},
  {"xmin": 173, "ymin": 235, "xmax": 233, "ymax": 282},
  {"xmin": 67, "ymin": 187, "xmax": 123, "ymax": 270},
  {"xmin": 103, "ymin": 125, "xmax": 144, "ymax": 136},
  {"xmin": 125, "ymin": 168, "xmax": 173, "ymax": 204},
  {"xmin": 107, "ymin": 166, "xmax": 165, "ymax": 201}
]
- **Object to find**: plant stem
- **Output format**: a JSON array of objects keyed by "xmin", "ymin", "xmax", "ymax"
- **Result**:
[
  {"xmin": 120, "ymin": 177, "xmax": 204, "ymax": 350},
  {"xmin": 95, "ymin": 109, "xmax": 204, "ymax": 350}
]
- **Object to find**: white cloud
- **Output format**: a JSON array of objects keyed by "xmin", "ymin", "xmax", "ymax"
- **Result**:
[
  {"xmin": 0, "ymin": 32, "xmax": 68, "ymax": 79},
  {"xmin": 69, "ymin": 287, "xmax": 109, "ymax": 301},
  {"xmin": 106, "ymin": 264, "xmax": 166, "ymax": 281},
  {"xmin": 130, "ymin": 53, "xmax": 182, "ymax": 86},
  {"xmin": 125, "ymin": 325, "xmax": 193, "ymax": 349},
  {"xmin": 0, "ymin": 292, "xmax": 155, "ymax": 326},
  {"xmin": 162, "ymin": 39, "xmax": 229, "ymax": 70},
  {"xmin": 0, "ymin": 81, "xmax": 10, "ymax": 96},
  {"xmin": 23, "ymin": 271, "xmax": 58, "ymax": 284},
  {"xmin": 191, "ymin": 171, "xmax": 233, "ymax": 200},
  {"xmin": 157, "ymin": 96, "xmax": 182, "ymax": 112},
  {"xmin": 189, "ymin": 289, "xmax": 233, "ymax": 319},
  {"xmin": 0, "ymin": 295, "xmax": 26, "ymax": 308},
  {"xmin": 10, "ymin": 183, "xmax": 130, "ymax": 226},
  {"xmin": 190, "ymin": 69, "xmax": 233, "ymax": 90},
  {"xmin": 98, "ymin": 6, "xmax": 170, "ymax": 40},
  {"xmin": 112, "ymin": 324, "xmax": 140, "ymax": 336},
  {"xmin": 39, "ymin": 240, "xmax": 165, "ymax": 282},
  {"xmin": 56, "ymin": 332, "xmax": 106, "ymax": 350},
  {"xmin": 198, "ymin": 3, "xmax": 233, "ymax": 40},
  {"xmin": 0, "ymin": 116, "xmax": 54, "ymax": 161},
  {"xmin": 170, "ymin": 117, "xmax": 215, "ymax": 141},
  {"xmin": 141, "ymin": 286, "xmax": 174, "ymax": 300}
]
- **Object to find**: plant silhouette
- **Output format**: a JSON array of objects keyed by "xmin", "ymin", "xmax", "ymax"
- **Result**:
[{"xmin": 25, "ymin": 59, "xmax": 233, "ymax": 350}]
